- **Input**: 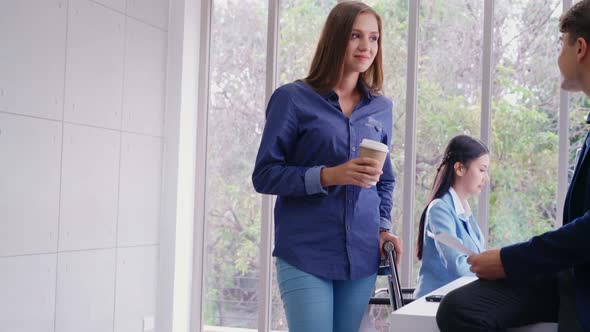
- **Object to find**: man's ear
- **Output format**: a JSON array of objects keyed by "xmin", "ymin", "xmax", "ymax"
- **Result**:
[{"xmin": 576, "ymin": 37, "xmax": 588, "ymax": 62}]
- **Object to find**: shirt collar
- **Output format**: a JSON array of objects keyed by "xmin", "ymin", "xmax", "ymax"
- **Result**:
[
  {"xmin": 320, "ymin": 89, "xmax": 338, "ymax": 101},
  {"xmin": 357, "ymin": 80, "xmax": 374, "ymax": 100},
  {"xmin": 449, "ymin": 187, "xmax": 471, "ymax": 220},
  {"xmin": 319, "ymin": 79, "xmax": 375, "ymax": 101}
]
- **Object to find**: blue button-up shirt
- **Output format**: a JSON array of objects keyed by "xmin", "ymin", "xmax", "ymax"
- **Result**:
[{"xmin": 252, "ymin": 80, "xmax": 395, "ymax": 280}]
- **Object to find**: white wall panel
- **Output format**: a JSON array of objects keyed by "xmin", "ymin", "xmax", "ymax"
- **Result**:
[
  {"xmin": 0, "ymin": 114, "xmax": 61, "ymax": 256},
  {"xmin": 55, "ymin": 249, "xmax": 116, "ymax": 332},
  {"xmin": 0, "ymin": 0, "xmax": 167, "ymax": 330},
  {"xmin": 64, "ymin": 0, "xmax": 125, "ymax": 129},
  {"xmin": 114, "ymin": 246, "xmax": 158, "ymax": 332},
  {"xmin": 122, "ymin": 18, "xmax": 166, "ymax": 136},
  {"xmin": 118, "ymin": 133, "xmax": 162, "ymax": 246},
  {"xmin": 59, "ymin": 124, "xmax": 120, "ymax": 251},
  {"xmin": 92, "ymin": 0, "xmax": 126, "ymax": 13},
  {"xmin": 0, "ymin": 0, "xmax": 67, "ymax": 120},
  {"xmin": 0, "ymin": 254, "xmax": 57, "ymax": 332},
  {"xmin": 127, "ymin": 0, "xmax": 169, "ymax": 30}
]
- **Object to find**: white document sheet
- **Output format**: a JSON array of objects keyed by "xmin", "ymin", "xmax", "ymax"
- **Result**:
[{"xmin": 426, "ymin": 230, "xmax": 476, "ymax": 256}]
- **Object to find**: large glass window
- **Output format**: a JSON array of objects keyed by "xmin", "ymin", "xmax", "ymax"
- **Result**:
[
  {"xmin": 203, "ymin": 0, "xmax": 267, "ymax": 329},
  {"xmin": 278, "ymin": 0, "xmax": 336, "ymax": 85},
  {"xmin": 196, "ymin": 1, "xmax": 576, "ymax": 330},
  {"xmin": 414, "ymin": 0, "xmax": 484, "ymax": 282},
  {"xmin": 489, "ymin": 0, "xmax": 562, "ymax": 247}
]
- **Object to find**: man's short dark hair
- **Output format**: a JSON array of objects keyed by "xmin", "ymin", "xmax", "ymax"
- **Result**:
[{"xmin": 560, "ymin": 0, "xmax": 590, "ymax": 44}]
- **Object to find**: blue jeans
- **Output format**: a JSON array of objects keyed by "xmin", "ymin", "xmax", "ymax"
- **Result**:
[{"xmin": 276, "ymin": 257, "xmax": 377, "ymax": 332}]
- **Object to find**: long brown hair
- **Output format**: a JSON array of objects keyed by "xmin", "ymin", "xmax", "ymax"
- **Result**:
[
  {"xmin": 305, "ymin": 1, "xmax": 383, "ymax": 95},
  {"xmin": 416, "ymin": 135, "xmax": 489, "ymax": 260}
]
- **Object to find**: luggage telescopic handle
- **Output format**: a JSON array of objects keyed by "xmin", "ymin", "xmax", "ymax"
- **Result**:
[
  {"xmin": 383, "ymin": 241, "xmax": 395, "ymax": 254},
  {"xmin": 383, "ymin": 241, "xmax": 403, "ymax": 310},
  {"xmin": 383, "ymin": 241, "xmax": 398, "ymax": 266}
]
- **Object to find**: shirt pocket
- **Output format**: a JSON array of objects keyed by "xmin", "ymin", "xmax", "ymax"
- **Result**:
[{"xmin": 359, "ymin": 122, "xmax": 384, "ymax": 143}]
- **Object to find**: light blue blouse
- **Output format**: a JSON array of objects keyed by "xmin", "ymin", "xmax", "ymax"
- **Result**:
[{"xmin": 414, "ymin": 188, "xmax": 485, "ymax": 297}]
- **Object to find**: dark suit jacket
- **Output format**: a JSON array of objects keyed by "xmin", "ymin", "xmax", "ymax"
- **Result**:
[{"xmin": 501, "ymin": 131, "xmax": 590, "ymax": 331}]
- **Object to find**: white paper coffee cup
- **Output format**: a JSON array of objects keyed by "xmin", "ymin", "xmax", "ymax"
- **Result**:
[{"xmin": 359, "ymin": 138, "xmax": 389, "ymax": 186}]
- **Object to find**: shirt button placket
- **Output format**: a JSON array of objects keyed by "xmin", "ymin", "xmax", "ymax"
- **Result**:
[
  {"xmin": 349, "ymin": 121, "xmax": 355, "ymax": 157},
  {"xmin": 346, "ymin": 120, "xmax": 355, "ymax": 276},
  {"xmin": 346, "ymin": 199, "xmax": 352, "ymax": 231}
]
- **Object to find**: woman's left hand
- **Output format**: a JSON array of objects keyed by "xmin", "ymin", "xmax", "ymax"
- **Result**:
[{"xmin": 379, "ymin": 231, "xmax": 403, "ymax": 265}]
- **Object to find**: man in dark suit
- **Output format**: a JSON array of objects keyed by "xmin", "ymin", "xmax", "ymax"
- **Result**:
[{"xmin": 436, "ymin": 1, "xmax": 590, "ymax": 331}]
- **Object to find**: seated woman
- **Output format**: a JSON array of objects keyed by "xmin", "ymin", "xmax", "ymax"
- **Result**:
[{"xmin": 414, "ymin": 135, "xmax": 490, "ymax": 298}]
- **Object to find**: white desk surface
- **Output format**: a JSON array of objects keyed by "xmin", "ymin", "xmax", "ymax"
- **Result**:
[{"xmin": 389, "ymin": 276, "xmax": 557, "ymax": 332}]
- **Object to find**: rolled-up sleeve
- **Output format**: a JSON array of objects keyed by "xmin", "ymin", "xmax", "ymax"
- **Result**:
[
  {"xmin": 252, "ymin": 88, "xmax": 328, "ymax": 197},
  {"xmin": 304, "ymin": 166, "xmax": 328, "ymax": 195}
]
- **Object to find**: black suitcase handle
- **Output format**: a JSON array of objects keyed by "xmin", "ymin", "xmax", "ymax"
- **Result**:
[
  {"xmin": 383, "ymin": 241, "xmax": 404, "ymax": 310},
  {"xmin": 369, "ymin": 241, "xmax": 415, "ymax": 309}
]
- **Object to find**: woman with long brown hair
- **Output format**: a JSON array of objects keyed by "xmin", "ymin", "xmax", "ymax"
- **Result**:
[{"xmin": 252, "ymin": 1, "xmax": 401, "ymax": 331}]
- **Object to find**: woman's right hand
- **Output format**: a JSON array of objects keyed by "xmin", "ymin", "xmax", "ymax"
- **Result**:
[{"xmin": 320, "ymin": 157, "xmax": 382, "ymax": 188}]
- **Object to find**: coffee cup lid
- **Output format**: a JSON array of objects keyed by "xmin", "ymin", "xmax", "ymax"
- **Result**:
[{"xmin": 360, "ymin": 138, "xmax": 389, "ymax": 153}]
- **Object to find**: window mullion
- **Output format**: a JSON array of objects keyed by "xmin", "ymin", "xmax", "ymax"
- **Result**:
[
  {"xmin": 478, "ymin": 0, "xmax": 494, "ymax": 240},
  {"xmin": 401, "ymin": 0, "xmax": 420, "ymax": 288},
  {"xmin": 258, "ymin": 0, "xmax": 279, "ymax": 331},
  {"xmin": 557, "ymin": 1, "xmax": 572, "ymax": 226}
]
